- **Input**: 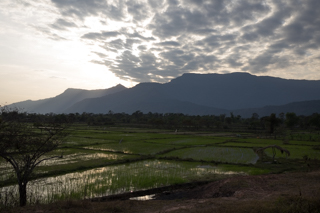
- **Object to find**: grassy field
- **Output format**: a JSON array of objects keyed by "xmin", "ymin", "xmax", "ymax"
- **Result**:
[{"xmin": 1, "ymin": 124, "xmax": 319, "ymax": 207}]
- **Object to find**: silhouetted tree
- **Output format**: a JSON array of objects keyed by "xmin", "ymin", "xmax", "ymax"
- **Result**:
[
  {"xmin": 285, "ymin": 112, "xmax": 299, "ymax": 129},
  {"xmin": 0, "ymin": 107, "xmax": 70, "ymax": 206},
  {"xmin": 251, "ymin": 113, "xmax": 259, "ymax": 120},
  {"xmin": 262, "ymin": 113, "xmax": 281, "ymax": 134},
  {"xmin": 309, "ymin": 113, "xmax": 320, "ymax": 129}
]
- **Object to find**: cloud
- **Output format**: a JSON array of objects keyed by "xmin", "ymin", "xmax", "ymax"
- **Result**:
[
  {"xmin": 93, "ymin": 52, "xmax": 107, "ymax": 58},
  {"xmin": 81, "ymin": 31, "xmax": 120, "ymax": 40},
  {"xmin": 45, "ymin": 0, "xmax": 320, "ymax": 82},
  {"xmin": 156, "ymin": 41, "xmax": 181, "ymax": 47},
  {"xmin": 50, "ymin": 76, "xmax": 67, "ymax": 80},
  {"xmin": 51, "ymin": 18, "xmax": 78, "ymax": 31},
  {"xmin": 51, "ymin": 0, "xmax": 127, "ymax": 21},
  {"xmin": 126, "ymin": 1, "xmax": 152, "ymax": 23},
  {"xmin": 148, "ymin": 5, "xmax": 209, "ymax": 39},
  {"xmin": 31, "ymin": 25, "xmax": 67, "ymax": 41},
  {"xmin": 127, "ymin": 31, "xmax": 156, "ymax": 41}
]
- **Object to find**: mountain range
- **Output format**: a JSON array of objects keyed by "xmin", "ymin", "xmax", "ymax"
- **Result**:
[{"xmin": 7, "ymin": 72, "xmax": 320, "ymax": 118}]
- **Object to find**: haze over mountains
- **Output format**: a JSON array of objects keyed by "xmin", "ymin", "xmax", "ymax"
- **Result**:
[
  {"xmin": 8, "ymin": 73, "xmax": 320, "ymax": 117},
  {"xmin": 8, "ymin": 85, "xmax": 127, "ymax": 114}
]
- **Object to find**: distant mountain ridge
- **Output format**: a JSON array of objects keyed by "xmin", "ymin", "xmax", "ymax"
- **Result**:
[
  {"xmin": 165, "ymin": 72, "xmax": 320, "ymax": 109},
  {"xmin": 7, "ymin": 73, "xmax": 320, "ymax": 117},
  {"xmin": 8, "ymin": 84, "xmax": 127, "ymax": 114}
]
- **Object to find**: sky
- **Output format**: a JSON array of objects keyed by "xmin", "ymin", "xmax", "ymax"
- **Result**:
[{"xmin": 1, "ymin": 0, "xmax": 320, "ymax": 105}]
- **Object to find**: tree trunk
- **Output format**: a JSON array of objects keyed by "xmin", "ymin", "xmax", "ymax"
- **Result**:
[{"xmin": 19, "ymin": 182, "xmax": 27, "ymax": 207}]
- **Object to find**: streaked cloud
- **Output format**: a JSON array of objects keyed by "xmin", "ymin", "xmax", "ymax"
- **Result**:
[{"xmin": 1, "ymin": 0, "xmax": 320, "ymax": 103}]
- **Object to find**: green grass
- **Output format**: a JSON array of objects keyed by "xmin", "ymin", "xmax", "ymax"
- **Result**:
[
  {"xmin": 0, "ymin": 150, "xmax": 140, "ymax": 184},
  {"xmin": 160, "ymin": 147, "xmax": 259, "ymax": 164},
  {"xmin": 264, "ymin": 145, "xmax": 320, "ymax": 160},
  {"xmin": 83, "ymin": 141, "xmax": 180, "ymax": 155},
  {"xmin": 146, "ymin": 136, "xmax": 228, "ymax": 146},
  {"xmin": 1, "ymin": 126, "xmax": 319, "ymax": 207},
  {"xmin": 2, "ymin": 159, "xmax": 261, "ymax": 205}
]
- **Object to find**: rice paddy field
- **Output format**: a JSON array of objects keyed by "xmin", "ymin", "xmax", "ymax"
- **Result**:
[{"xmin": 1, "ymin": 124, "xmax": 319, "ymax": 207}]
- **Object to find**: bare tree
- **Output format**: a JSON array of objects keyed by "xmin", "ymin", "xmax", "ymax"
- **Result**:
[{"xmin": 0, "ymin": 107, "xmax": 70, "ymax": 206}]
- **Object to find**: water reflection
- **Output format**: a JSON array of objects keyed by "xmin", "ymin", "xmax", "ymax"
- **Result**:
[
  {"xmin": 40, "ymin": 153, "xmax": 120, "ymax": 166},
  {"xmin": 195, "ymin": 165, "xmax": 246, "ymax": 175},
  {"xmin": 130, "ymin": 194, "xmax": 155, "ymax": 201},
  {"xmin": 0, "ymin": 160, "xmax": 249, "ymax": 206},
  {"xmin": 0, "ymin": 152, "xmax": 127, "ymax": 183}
]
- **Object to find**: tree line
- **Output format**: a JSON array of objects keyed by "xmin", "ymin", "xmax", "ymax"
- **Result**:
[{"xmin": 2, "ymin": 110, "xmax": 320, "ymax": 132}]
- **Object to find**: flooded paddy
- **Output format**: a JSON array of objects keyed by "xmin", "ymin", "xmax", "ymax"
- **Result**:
[
  {"xmin": 1, "ymin": 126, "xmax": 318, "ymax": 207},
  {"xmin": 84, "ymin": 142, "xmax": 180, "ymax": 155},
  {"xmin": 0, "ymin": 160, "xmax": 265, "ymax": 205}
]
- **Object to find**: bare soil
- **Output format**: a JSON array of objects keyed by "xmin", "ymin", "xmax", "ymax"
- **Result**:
[{"xmin": 6, "ymin": 169, "xmax": 320, "ymax": 213}]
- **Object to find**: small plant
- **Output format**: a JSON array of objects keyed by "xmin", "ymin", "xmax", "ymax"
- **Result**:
[
  {"xmin": 303, "ymin": 155, "xmax": 309, "ymax": 161},
  {"xmin": 313, "ymin": 146, "xmax": 320, "ymax": 150},
  {"xmin": 255, "ymin": 145, "xmax": 290, "ymax": 162}
]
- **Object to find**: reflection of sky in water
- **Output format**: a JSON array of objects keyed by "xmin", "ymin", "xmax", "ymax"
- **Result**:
[
  {"xmin": 0, "ymin": 160, "xmax": 246, "ymax": 205},
  {"xmin": 84, "ymin": 146, "xmax": 132, "ymax": 154},
  {"xmin": 130, "ymin": 194, "xmax": 156, "ymax": 201},
  {"xmin": 0, "ymin": 153, "xmax": 124, "ymax": 183},
  {"xmin": 39, "ymin": 153, "xmax": 120, "ymax": 166},
  {"xmin": 194, "ymin": 165, "xmax": 246, "ymax": 175}
]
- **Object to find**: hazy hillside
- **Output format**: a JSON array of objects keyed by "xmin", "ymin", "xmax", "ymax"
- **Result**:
[
  {"xmin": 233, "ymin": 100, "xmax": 320, "ymax": 118},
  {"xmin": 164, "ymin": 73, "xmax": 320, "ymax": 110},
  {"xmin": 8, "ymin": 84, "xmax": 127, "ymax": 113},
  {"xmin": 65, "ymin": 82, "xmax": 229, "ymax": 115},
  {"xmin": 8, "ymin": 73, "xmax": 320, "ymax": 117},
  {"xmin": 66, "ymin": 72, "xmax": 320, "ymax": 116}
]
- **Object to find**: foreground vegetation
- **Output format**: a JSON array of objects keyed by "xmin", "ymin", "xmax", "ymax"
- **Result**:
[
  {"xmin": 4, "ymin": 170, "xmax": 320, "ymax": 213},
  {"xmin": 0, "ymin": 110, "xmax": 320, "ymax": 211}
]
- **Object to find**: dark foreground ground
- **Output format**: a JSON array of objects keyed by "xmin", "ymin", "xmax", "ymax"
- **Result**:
[{"xmin": 4, "ymin": 170, "xmax": 320, "ymax": 213}]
